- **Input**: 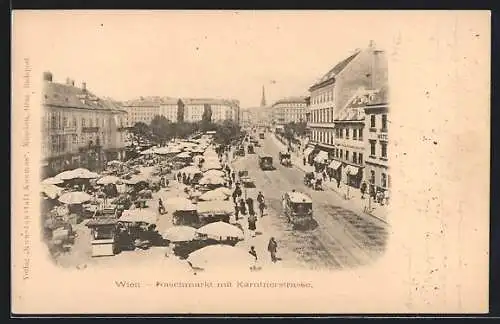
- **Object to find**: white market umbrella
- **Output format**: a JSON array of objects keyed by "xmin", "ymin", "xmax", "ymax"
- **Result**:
[
  {"xmin": 54, "ymin": 170, "xmax": 77, "ymax": 181},
  {"xmin": 179, "ymin": 166, "xmax": 202, "ymax": 176},
  {"xmin": 73, "ymin": 168, "xmax": 99, "ymax": 179},
  {"xmin": 41, "ymin": 177, "xmax": 64, "ymax": 185},
  {"xmin": 201, "ymin": 163, "xmax": 222, "ymax": 172},
  {"xmin": 97, "ymin": 175, "xmax": 121, "ymax": 185},
  {"xmin": 162, "ymin": 226, "xmax": 197, "ymax": 242},
  {"xmin": 176, "ymin": 152, "xmax": 192, "ymax": 159},
  {"xmin": 187, "ymin": 245, "xmax": 253, "ymax": 270},
  {"xmin": 203, "ymin": 169, "xmax": 225, "ymax": 178},
  {"xmin": 198, "ymin": 189, "xmax": 229, "ymax": 201},
  {"xmin": 122, "ymin": 174, "xmax": 149, "ymax": 185},
  {"xmin": 107, "ymin": 160, "xmax": 123, "ymax": 166},
  {"xmin": 58, "ymin": 191, "xmax": 92, "ymax": 204},
  {"xmin": 120, "ymin": 209, "xmax": 157, "ymax": 224},
  {"xmin": 41, "ymin": 184, "xmax": 64, "ymax": 199},
  {"xmin": 167, "ymin": 197, "xmax": 197, "ymax": 211},
  {"xmin": 212, "ymin": 187, "xmax": 232, "ymax": 196},
  {"xmin": 196, "ymin": 221, "xmax": 244, "ymax": 240},
  {"xmin": 199, "ymin": 175, "xmax": 225, "ymax": 186}
]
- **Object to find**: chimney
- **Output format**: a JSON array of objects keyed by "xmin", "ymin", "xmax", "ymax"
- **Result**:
[
  {"xmin": 43, "ymin": 71, "xmax": 52, "ymax": 82},
  {"xmin": 71, "ymin": 80, "xmax": 75, "ymax": 86},
  {"xmin": 82, "ymin": 82, "xmax": 87, "ymax": 91},
  {"xmin": 369, "ymin": 40, "xmax": 375, "ymax": 48},
  {"xmin": 66, "ymin": 77, "xmax": 71, "ymax": 85}
]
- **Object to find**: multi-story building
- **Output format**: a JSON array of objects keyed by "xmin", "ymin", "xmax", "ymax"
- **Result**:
[
  {"xmin": 327, "ymin": 88, "xmax": 378, "ymax": 188},
  {"xmin": 182, "ymin": 98, "xmax": 239, "ymax": 123},
  {"xmin": 240, "ymin": 108, "xmax": 254, "ymax": 129},
  {"xmin": 307, "ymin": 40, "xmax": 388, "ymax": 161},
  {"xmin": 41, "ymin": 72, "xmax": 128, "ymax": 177},
  {"xmin": 159, "ymin": 97, "xmax": 183, "ymax": 123},
  {"xmin": 271, "ymin": 96, "xmax": 307, "ymax": 130},
  {"xmin": 363, "ymin": 86, "xmax": 389, "ymax": 196},
  {"xmin": 123, "ymin": 97, "xmax": 161, "ymax": 127}
]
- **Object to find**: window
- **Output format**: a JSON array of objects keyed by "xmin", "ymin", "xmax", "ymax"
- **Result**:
[
  {"xmin": 370, "ymin": 115, "xmax": 376, "ymax": 128},
  {"xmin": 353, "ymin": 152, "xmax": 357, "ymax": 163},
  {"xmin": 353, "ymin": 129, "xmax": 357, "ymax": 140},
  {"xmin": 63, "ymin": 116, "xmax": 68, "ymax": 128},
  {"xmin": 370, "ymin": 140, "xmax": 376, "ymax": 156},
  {"xmin": 51, "ymin": 113, "xmax": 57, "ymax": 129},
  {"xmin": 339, "ymin": 128, "xmax": 343, "ymax": 138},
  {"xmin": 73, "ymin": 117, "xmax": 77, "ymax": 128},
  {"xmin": 72, "ymin": 134, "xmax": 78, "ymax": 145},
  {"xmin": 345, "ymin": 150, "xmax": 349, "ymax": 161},
  {"xmin": 82, "ymin": 118, "xmax": 86, "ymax": 128},
  {"xmin": 381, "ymin": 142, "xmax": 387, "ymax": 158},
  {"xmin": 359, "ymin": 128, "xmax": 363, "ymax": 140},
  {"xmin": 381, "ymin": 114, "xmax": 387, "ymax": 131},
  {"xmin": 340, "ymin": 149, "xmax": 343, "ymax": 159},
  {"xmin": 358, "ymin": 153, "xmax": 363, "ymax": 164},
  {"xmin": 370, "ymin": 170, "xmax": 375, "ymax": 184},
  {"xmin": 381, "ymin": 173, "xmax": 387, "ymax": 188},
  {"xmin": 346, "ymin": 128, "xmax": 350, "ymax": 139}
]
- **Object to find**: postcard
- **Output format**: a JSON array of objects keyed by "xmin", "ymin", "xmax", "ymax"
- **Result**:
[{"xmin": 11, "ymin": 10, "xmax": 490, "ymax": 314}]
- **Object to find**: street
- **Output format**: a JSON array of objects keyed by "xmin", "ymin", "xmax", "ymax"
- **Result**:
[{"xmin": 231, "ymin": 135, "xmax": 388, "ymax": 270}]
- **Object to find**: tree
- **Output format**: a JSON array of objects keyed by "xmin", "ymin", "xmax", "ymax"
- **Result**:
[
  {"xmin": 283, "ymin": 122, "xmax": 296, "ymax": 145},
  {"xmin": 294, "ymin": 120, "xmax": 308, "ymax": 137},
  {"xmin": 213, "ymin": 119, "xmax": 241, "ymax": 146},
  {"xmin": 201, "ymin": 104, "xmax": 213, "ymax": 132},
  {"xmin": 150, "ymin": 115, "xmax": 174, "ymax": 145},
  {"xmin": 130, "ymin": 122, "xmax": 152, "ymax": 140}
]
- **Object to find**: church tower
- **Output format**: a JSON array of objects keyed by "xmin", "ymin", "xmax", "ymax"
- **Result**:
[{"xmin": 260, "ymin": 85, "xmax": 267, "ymax": 107}]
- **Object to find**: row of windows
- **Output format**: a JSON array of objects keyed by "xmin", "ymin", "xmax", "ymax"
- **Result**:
[
  {"xmin": 47, "ymin": 112, "xmax": 125, "ymax": 130},
  {"xmin": 369, "ymin": 140, "xmax": 388, "ymax": 159},
  {"xmin": 310, "ymin": 108, "xmax": 334, "ymax": 124},
  {"xmin": 311, "ymin": 88, "xmax": 334, "ymax": 105},
  {"xmin": 336, "ymin": 127, "xmax": 364, "ymax": 141},
  {"xmin": 311, "ymin": 130, "xmax": 335, "ymax": 145},
  {"xmin": 369, "ymin": 170, "xmax": 390, "ymax": 188},
  {"xmin": 334, "ymin": 148, "xmax": 364, "ymax": 165},
  {"xmin": 369, "ymin": 114, "xmax": 388, "ymax": 131}
]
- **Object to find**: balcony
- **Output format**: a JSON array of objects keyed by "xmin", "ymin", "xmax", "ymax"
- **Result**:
[
  {"xmin": 369, "ymin": 127, "xmax": 377, "ymax": 132},
  {"xmin": 82, "ymin": 126, "xmax": 100, "ymax": 133}
]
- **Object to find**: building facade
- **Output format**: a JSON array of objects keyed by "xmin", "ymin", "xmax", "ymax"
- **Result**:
[
  {"xmin": 271, "ymin": 96, "xmax": 307, "ymax": 130},
  {"xmin": 41, "ymin": 72, "xmax": 128, "ymax": 177},
  {"xmin": 182, "ymin": 98, "xmax": 240, "ymax": 124},
  {"xmin": 159, "ymin": 98, "xmax": 183, "ymax": 123},
  {"xmin": 307, "ymin": 41, "xmax": 388, "ymax": 160},
  {"xmin": 123, "ymin": 97, "xmax": 161, "ymax": 127},
  {"xmin": 363, "ymin": 86, "xmax": 389, "ymax": 196}
]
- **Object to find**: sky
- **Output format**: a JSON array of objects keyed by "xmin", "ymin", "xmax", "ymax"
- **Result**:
[{"xmin": 18, "ymin": 10, "xmax": 395, "ymax": 108}]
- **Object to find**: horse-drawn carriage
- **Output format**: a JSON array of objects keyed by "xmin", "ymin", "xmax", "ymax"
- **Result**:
[
  {"xmin": 304, "ymin": 172, "xmax": 323, "ymax": 191},
  {"xmin": 279, "ymin": 152, "xmax": 292, "ymax": 167}
]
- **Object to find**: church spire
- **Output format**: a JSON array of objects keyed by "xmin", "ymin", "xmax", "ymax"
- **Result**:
[{"xmin": 260, "ymin": 85, "xmax": 267, "ymax": 107}]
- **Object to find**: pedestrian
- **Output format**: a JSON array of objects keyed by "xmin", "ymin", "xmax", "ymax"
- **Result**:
[
  {"xmin": 182, "ymin": 173, "xmax": 187, "ymax": 185},
  {"xmin": 249, "ymin": 246, "xmax": 257, "ymax": 260},
  {"xmin": 267, "ymin": 237, "xmax": 278, "ymax": 262},
  {"xmin": 239, "ymin": 198, "xmax": 247, "ymax": 215},
  {"xmin": 336, "ymin": 176, "xmax": 340, "ymax": 188},
  {"xmin": 158, "ymin": 198, "xmax": 165, "ymax": 215},
  {"xmin": 228, "ymin": 178, "xmax": 233, "ymax": 188},
  {"xmin": 360, "ymin": 182, "xmax": 367, "ymax": 199},
  {"xmin": 231, "ymin": 172, "xmax": 236, "ymax": 182},
  {"xmin": 234, "ymin": 202, "xmax": 240, "ymax": 221},
  {"xmin": 246, "ymin": 197, "xmax": 255, "ymax": 216},
  {"xmin": 322, "ymin": 170, "xmax": 327, "ymax": 181},
  {"xmin": 303, "ymin": 156, "xmax": 306, "ymax": 166},
  {"xmin": 257, "ymin": 191, "xmax": 265, "ymax": 217},
  {"xmin": 248, "ymin": 213, "xmax": 257, "ymax": 237}
]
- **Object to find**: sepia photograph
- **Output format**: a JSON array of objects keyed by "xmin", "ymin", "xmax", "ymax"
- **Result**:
[{"xmin": 11, "ymin": 10, "xmax": 490, "ymax": 314}]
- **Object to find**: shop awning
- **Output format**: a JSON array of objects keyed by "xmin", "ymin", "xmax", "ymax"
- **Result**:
[
  {"xmin": 328, "ymin": 160, "xmax": 342, "ymax": 170},
  {"xmin": 314, "ymin": 151, "xmax": 329, "ymax": 163},
  {"xmin": 303, "ymin": 148, "xmax": 314, "ymax": 157},
  {"xmin": 344, "ymin": 165, "xmax": 360, "ymax": 175}
]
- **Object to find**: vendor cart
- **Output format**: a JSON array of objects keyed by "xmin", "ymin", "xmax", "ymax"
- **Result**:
[{"xmin": 86, "ymin": 217, "xmax": 118, "ymax": 257}]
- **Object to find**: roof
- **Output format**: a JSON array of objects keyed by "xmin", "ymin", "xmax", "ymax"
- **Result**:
[
  {"xmin": 181, "ymin": 98, "xmax": 236, "ymax": 106},
  {"xmin": 365, "ymin": 86, "xmax": 389, "ymax": 106},
  {"xmin": 86, "ymin": 217, "xmax": 118, "ymax": 227},
  {"xmin": 309, "ymin": 50, "xmax": 361, "ymax": 91},
  {"xmin": 101, "ymin": 98, "xmax": 127, "ymax": 114},
  {"xmin": 286, "ymin": 191, "xmax": 312, "ymax": 203},
  {"xmin": 43, "ymin": 80, "xmax": 112, "ymax": 111},
  {"xmin": 272, "ymin": 96, "xmax": 307, "ymax": 106},
  {"xmin": 122, "ymin": 97, "xmax": 161, "ymax": 107},
  {"xmin": 160, "ymin": 97, "xmax": 180, "ymax": 105}
]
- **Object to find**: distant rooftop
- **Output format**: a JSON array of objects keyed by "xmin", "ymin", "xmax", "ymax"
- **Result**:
[{"xmin": 272, "ymin": 96, "xmax": 307, "ymax": 106}]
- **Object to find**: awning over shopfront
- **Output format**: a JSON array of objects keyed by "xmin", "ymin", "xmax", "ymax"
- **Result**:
[
  {"xmin": 303, "ymin": 147, "xmax": 314, "ymax": 158},
  {"xmin": 328, "ymin": 160, "xmax": 342, "ymax": 170},
  {"xmin": 314, "ymin": 151, "xmax": 329, "ymax": 163},
  {"xmin": 344, "ymin": 165, "xmax": 360, "ymax": 175}
]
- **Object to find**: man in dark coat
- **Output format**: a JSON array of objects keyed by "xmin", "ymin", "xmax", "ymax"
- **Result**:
[
  {"xmin": 267, "ymin": 237, "xmax": 278, "ymax": 262},
  {"xmin": 246, "ymin": 197, "xmax": 255, "ymax": 216}
]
